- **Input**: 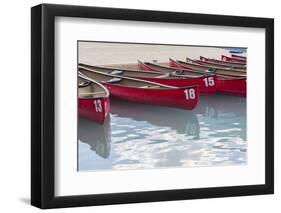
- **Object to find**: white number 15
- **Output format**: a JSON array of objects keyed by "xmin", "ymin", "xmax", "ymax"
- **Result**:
[{"xmin": 203, "ymin": 77, "xmax": 215, "ymax": 87}]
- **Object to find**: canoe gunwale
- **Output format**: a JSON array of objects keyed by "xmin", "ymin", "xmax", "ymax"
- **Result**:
[
  {"xmin": 78, "ymin": 74, "xmax": 110, "ymax": 98},
  {"xmin": 200, "ymin": 56, "xmax": 247, "ymax": 66},
  {"xmin": 141, "ymin": 60, "xmax": 215, "ymax": 77},
  {"xmin": 196, "ymin": 59, "xmax": 247, "ymax": 70},
  {"xmin": 175, "ymin": 60, "xmax": 247, "ymax": 77},
  {"xmin": 185, "ymin": 57, "xmax": 247, "ymax": 73},
  {"xmin": 79, "ymin": 63, "xmax": 165, "ymax": 75},
  {"xmin": 79, "ymin": 67, "xmax": 199, "ymax": 90},
  {"xmin": 79, "ymin": 63, "xmax": 204, "ymax": 80}
]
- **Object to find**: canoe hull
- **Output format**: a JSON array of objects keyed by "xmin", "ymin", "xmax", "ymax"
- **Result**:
[
  {"xmin": 216, "ymin": 79, "xmax": 246, "ymax": 97},
  {"xmin": 102, "ymin": 83, "xmax": 199, "ymax": 110},
  {"xmin": 78, "ymin": 97, "xmax": 110, "ymax": 124},
  {"xmin": 138, "ymin": 62, "xmax": 156, "ymax": 71}
]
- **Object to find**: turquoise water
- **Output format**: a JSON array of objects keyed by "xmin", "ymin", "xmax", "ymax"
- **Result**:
[{"xmin": 78, "ymin": 95, "xmax": 246, "ymax": 171}]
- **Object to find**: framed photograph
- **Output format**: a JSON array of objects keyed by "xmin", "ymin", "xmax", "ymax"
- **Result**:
[{"xmin": 31, "ymin": 4, "xmax": 274, "ymax": 209}]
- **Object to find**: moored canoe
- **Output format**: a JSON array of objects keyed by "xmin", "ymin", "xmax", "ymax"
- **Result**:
[
  {"xmin": 79, "ymin": 68, "xmax": 199, "ymax": 110},
  {"xmin": 79, "ymin": 63, "xmax": 216, "ymax": 95},
  {"xmin": 198, "ymin": 56, "xmax": 246, "ymax": 70},
  {"xmin": 231, "ymin": 54, "xmax": 247, "ymax": 60},
  {"xmin": 78, "ymin": 75, "xmax": 110, "ymax": 124},
  {"xmin": 200, "ymin": 56, "xmax": 246, "ymax": 67},
  {"xmin": 221, "ymin": 55, "xmax": 246, "ymax": 63},
  {"xmin": 137, "ymin": 61, "xmax": 218, "ymax": 95}
]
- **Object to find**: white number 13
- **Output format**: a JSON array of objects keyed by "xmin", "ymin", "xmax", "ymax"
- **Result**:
[{"xmin": 94, "ymin": 99, "xmax": 102, "ymax": 112}]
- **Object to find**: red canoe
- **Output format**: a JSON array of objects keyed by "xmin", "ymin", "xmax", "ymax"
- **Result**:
[
  {"xmin": 170, "ymin": 58, "xmax": 246, "ymax": 77},
  {"xmin": 221, "ymin": 55, "xmax": 246, "ymax": 63},
  {"xmin": 169, "ymin": 59, "xmax": 246, "ymax": 97},
  {"xmin": 137, "ymin": 61, "xmax": 217, "ymax": 95},
  {"xmin": 78, "ymin": 75, "xmax": 110, "ymax": 124},
  {"xmin": 79, "ymin": 68, "xmax": 199, "ymax": 110},
  {"xmin": 200, "ymin": 56, "xmax": 246, "ymax": 67},
  {"xmin": 79, "ymin": 63, "xmax": 216, "ymax": 95},
  {"xmin": 198, "ymin": 56, "xmax": 246, "ymax": 69},
  {"xmin": 231, "ymin": 54, "xmax": 247, "ymax": 60}
]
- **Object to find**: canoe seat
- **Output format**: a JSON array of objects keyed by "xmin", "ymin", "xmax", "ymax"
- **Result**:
[
  {"xmin": 206, "ymin": 68, "xmax": 217, "ymax": 73},
  {"xmin": 110, "ymin": 70, "xmax": 124, "ymax": 75},
  {"xmin": 78, "ymin": 81, "xmax": 91, "ymax": 88},
  {"xmin": 102, "ymin": 77, "xmax": 122, "ymax": 84},
  {"xmin": 172, "ymin": 70, "xmax": 184, "ymax": 75}
]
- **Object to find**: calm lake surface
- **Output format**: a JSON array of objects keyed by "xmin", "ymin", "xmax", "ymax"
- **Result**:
[{"xmin": 78, "ymin": 95, "xmax": 246, "ymax": 171}]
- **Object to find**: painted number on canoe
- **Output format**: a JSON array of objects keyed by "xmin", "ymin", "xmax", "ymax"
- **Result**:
[
  {"xmin": 94, "ymin": 99, "xmax": 102, "ymax": 112},
  {"xmin": 203, "ymin": 77, "xmax": 215, "ymax": 87},
  {"xmin": 184, "ymin": 88, "xmax": 196, "ymax": 100}
]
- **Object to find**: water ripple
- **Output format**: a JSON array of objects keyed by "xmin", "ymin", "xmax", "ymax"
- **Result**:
[{"xmin": 79, "ymin": 95, "xmax": 247, "ymax": 171}]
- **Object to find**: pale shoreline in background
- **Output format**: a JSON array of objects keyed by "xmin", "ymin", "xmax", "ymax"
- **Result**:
[{"xmin": 78, "ymin": 41, "xmax": 241, "ymax": 66}]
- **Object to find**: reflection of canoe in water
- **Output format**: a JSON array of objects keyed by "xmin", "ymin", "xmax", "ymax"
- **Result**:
[
  {"xmin": 78, "ymin": 116, "xmax": 111, "ymax": 159},
  {"xmin": 78, "ymin": 75, "xmax": 110, "ymax": 124},
  {"xmin": 78, "ymin": 63, "xmax": 215, "ymax": 95},
  {"xmin": 194, "ymin": 95, "xmax": 246, "ymax": 141},
  {"xmin": 110, "ymin": 99, "xmax": 200, "ymax": 138},
  {"xmin": 79, "ymin": 68, "xmax": 199, "ymax": 110},
  {"xmin": 194, "ymin": 95, "xmax": 246, "ymax": 118}
]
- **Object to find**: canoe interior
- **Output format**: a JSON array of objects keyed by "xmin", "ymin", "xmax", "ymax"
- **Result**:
[
  {"xmin": 80, "ymin": 64, "xmax": 168, "ymax": 78},
  {"xmin": 209, "ymin": 58, "xmax": 246, "ymax": 66},
  {"xmin": 105, "ymin": 63, "xmax": 140, "ymax": 70},
  {"xmin": 79, "ymin": 68, "xmax": 178, "ymax": 90},
  {"xmin": 197, "ymin": 60, "xmax": 247, "ymax": 70},
  {"xmin": 143, "ymin": 62, "xmax": 204, "ymax": 77},
  {"xmin": 78, "ymin": 77, "xmax": 108, "ymax": 99},
  {"xmin": 176, "ymin": 60, "xmax": 246, "ymax": 77},
  {"xmin": 79, "ymin": 63, "xmax": 199, "ymax": 80},
  {"xmin": 103, "ymin": 61, "xmax": 198, "ymax": 76}
]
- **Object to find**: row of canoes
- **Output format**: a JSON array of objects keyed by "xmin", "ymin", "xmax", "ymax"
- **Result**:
[{"xmin": 78, "ymin": 55, "xmax": 247, "ymax": 124}]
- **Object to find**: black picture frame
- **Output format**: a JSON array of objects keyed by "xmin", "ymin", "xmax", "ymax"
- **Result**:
[{"xmin": 31, "ymin": 3, "xmax": 274, "ymax": 209}]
